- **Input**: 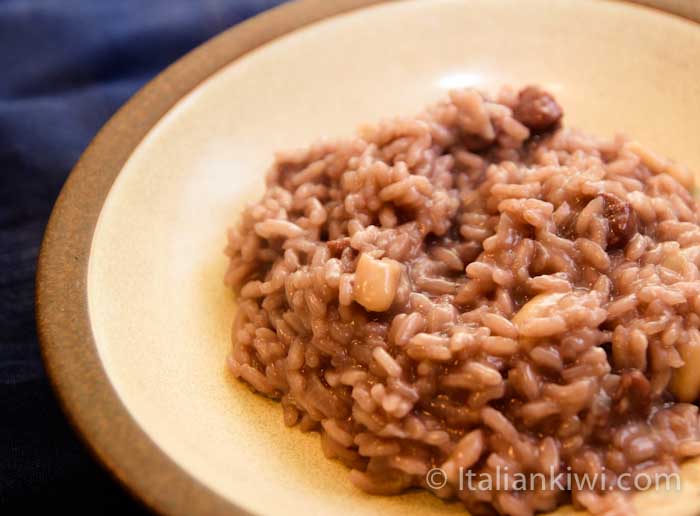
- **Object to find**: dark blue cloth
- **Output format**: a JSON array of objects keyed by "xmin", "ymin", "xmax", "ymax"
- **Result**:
[{"xmin": 0, "ymin": 1, "xmax": 284, "ymax": 512}]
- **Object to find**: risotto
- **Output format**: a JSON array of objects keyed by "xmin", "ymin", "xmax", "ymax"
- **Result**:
[{"xmin": 223, "ymin": 85, "xmax": 700, "ymax": 515}]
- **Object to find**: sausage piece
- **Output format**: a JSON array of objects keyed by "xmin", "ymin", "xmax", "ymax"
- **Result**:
[
  {"xmin": 599, "ymin": 193, "xmax": 638, "ymax": 249},
  {"xmin": 513, "ymin": 86, "xmax": 563, "ymax": 132}
]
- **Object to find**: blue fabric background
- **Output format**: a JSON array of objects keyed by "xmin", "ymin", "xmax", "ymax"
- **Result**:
[{"xmin": 0, "ymin": 1, "xmax": 285, "ymax": 512}]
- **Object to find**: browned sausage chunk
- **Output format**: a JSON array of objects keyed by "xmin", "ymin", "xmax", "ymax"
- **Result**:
[
  {"xmin": 513, "ymin": 86, "xmax": 563, "ymax": 132},
  {"xmin": 600, "ymin": 193, "xmax": 638, "ymax": 249},
  {"xmin": 613, "ymin": 370, "xmax": 651, "ymax": 416}
]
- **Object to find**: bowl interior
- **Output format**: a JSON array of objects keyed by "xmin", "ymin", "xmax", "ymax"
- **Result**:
[{"xmin": 87, "ymin": 0, "xmax": 700, "ymax": 514}]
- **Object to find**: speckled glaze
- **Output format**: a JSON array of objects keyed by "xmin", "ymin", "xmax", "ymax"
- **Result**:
[{"xmin": 37, "ymin": 1, "xmax": 700, "ymax": 515}]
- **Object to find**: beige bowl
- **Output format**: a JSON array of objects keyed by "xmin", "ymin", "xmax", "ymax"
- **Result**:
[{"xmin": 37, "ymin": 1, "xmax": 700, "ymax": 515}]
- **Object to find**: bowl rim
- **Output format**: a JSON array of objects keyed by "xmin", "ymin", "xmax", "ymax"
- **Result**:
[
  {"xmin": 35, "ymin": 1, "xmax": 385, "ymax": 514},
  {"xmin": 34, "ymin": 1, "xmax": 700, "ymax": 515}
]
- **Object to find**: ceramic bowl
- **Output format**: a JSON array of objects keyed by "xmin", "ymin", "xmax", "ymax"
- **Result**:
[{"xmin": 37, "ymin": 1, "xmax": 700, "ymax": 514}]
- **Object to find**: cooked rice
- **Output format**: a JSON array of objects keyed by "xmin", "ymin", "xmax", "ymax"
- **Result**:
[{"xmin": 223, "ymin": 85, "xmax": 700, "ymax": 516}]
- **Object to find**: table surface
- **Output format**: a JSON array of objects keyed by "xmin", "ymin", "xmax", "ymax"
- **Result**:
[{"xmin": 0, "ymin": 1, "xmax": 283, "ymax": 512}]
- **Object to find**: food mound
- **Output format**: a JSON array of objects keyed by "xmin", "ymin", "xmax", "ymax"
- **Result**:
[{"xmin": 224, "ymin": 85, "xmax": 700, "ymax": 515}]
